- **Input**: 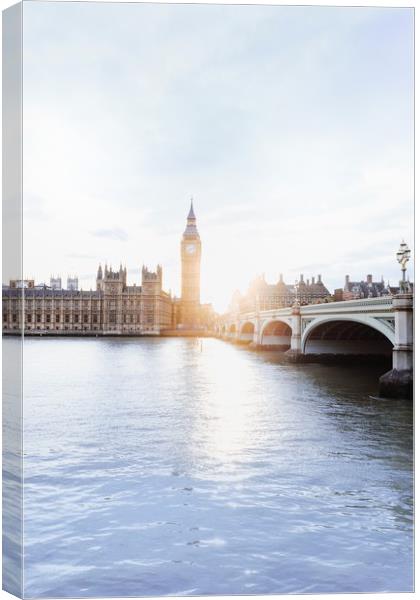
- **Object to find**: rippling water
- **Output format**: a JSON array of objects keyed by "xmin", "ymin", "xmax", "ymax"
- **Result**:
[{"xmin": 7, "ymin": 337, "xmax": 413, "ymax": 596}]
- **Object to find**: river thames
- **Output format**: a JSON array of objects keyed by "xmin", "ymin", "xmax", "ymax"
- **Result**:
[{"xmin": 9, "ymin": 337, "xmax": 413, "ymax": 596}]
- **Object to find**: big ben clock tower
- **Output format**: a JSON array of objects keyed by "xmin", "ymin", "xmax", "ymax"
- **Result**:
[{"xmin": 180, "ymin": 199, "xmax": 201, "ymax": 328}]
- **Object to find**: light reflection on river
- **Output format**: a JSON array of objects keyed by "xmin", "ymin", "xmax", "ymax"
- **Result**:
[{"xmin": 14, "ymin": 337, "xmax": 413, "ymax": 596}]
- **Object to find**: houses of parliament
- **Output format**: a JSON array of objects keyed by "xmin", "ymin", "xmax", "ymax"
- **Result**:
[{"xmin": 2, "ymin": 203, "xmax": 214, "ymax": 336}]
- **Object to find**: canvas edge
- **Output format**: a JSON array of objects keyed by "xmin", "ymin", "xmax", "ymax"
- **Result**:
[{"xmin": 2, "ymin": 2, "xmax": 23, "ymax": 598}]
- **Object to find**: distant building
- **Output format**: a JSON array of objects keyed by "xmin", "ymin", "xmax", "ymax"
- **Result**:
[
  {"xmin": 67, "ymin": 277, "xmax": 79, "ymax": 291},
  {"xmin": 343, "ymin": 274, "xmax": 399, "ymax": 300},
  {"xmin": 9, "ymin": 279, "xmax": 34, "ymax": 289},
  {"xmin": 231, "ymin": 273, "xmax": 331, "ymax": 313},
  {"xmin": 50, "ymin": 276, "xmax": 62, "ymax": 290}
]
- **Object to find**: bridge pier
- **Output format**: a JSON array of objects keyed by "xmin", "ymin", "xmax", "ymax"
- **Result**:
[
  {"xmin": 284, "ymin": 305, "xmax": 304, "ymax": 362},
  {"xmin": 220, "ymin": 296, "xmax": 413, "ymax": 398},
  {"xmin": 379, "ymin": 293, "xmax": 413, "ymax": 400}
]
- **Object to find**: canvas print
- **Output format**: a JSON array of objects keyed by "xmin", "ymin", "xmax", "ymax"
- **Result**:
[{"xmin": 2, "ymin": 1, "xmax": 414, "ymax": 598}]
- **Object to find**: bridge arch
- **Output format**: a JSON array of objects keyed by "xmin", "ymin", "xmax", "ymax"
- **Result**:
[
  {"xmin": 238, "ymin": 321, "xmax": 255, "ymax": 343},
  {"xmin": 260, "ymin": 319, "xmax": 292, "ymax": 349},
  {"xmin": 227, "ymin": 323, "xmax": 237, "ymax": 339},
  {"xmin": 302, "ymin": 316, "xmax": 394, "ymax": 356}
]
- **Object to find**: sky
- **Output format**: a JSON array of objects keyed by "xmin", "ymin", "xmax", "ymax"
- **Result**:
[{"xmin": 21, "ymin": 1, "xmax": 414, "ymax": 312}]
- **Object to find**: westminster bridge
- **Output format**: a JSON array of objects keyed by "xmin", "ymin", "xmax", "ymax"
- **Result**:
[{"xmin": 217, "ymin": 294, "xmax": 413, "ymax": 399}]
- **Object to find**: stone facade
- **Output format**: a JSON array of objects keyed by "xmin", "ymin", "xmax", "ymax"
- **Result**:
[
  {"xmin": 179, "ymin": 200, "xmax": 202, "ymax": 328},
  {"xmin": 3, "ymin": 264, "xmax": 173, "ymax": 335}
]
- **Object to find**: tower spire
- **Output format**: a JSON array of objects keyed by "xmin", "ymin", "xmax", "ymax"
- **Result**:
[
  {"xmin": 184, "ymin": 197, "xmax": 199, "ymax": 238},
  {"xmin": 188, "ymin": 197, "xmax": 195, "ymax": 220}
]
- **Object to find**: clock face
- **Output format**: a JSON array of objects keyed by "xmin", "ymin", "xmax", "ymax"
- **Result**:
[{"xmin": 186, "ymin": 244, "xmax": 196, "ymax": 255}]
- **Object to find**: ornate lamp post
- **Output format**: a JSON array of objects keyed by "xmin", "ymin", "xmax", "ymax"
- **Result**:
[
  {"xmin": 379, "ymin": 240, "xmax": 413, "ymax": 399},
  {"xmin": 396, "ymin": 241, "xmax": 411, "ymax": 293}
]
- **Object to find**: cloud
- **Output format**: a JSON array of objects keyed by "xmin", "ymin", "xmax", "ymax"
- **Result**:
[
  {"xmin": 66, "ymin": 252, "xmax": 97, "ymax": 260},
  {"xmin": 91, "ymin": 228, "xmax": 128, "ymax": 242},
  {"xmin": 20, "ymin": 3, "xmax": 413, "ymax": 312}
]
